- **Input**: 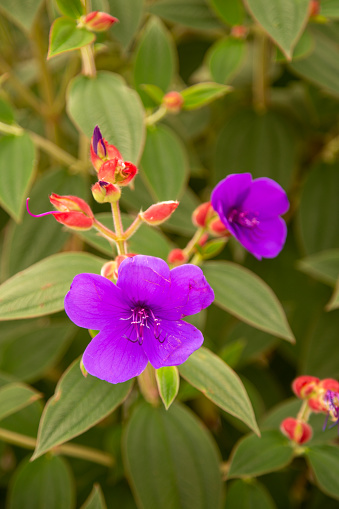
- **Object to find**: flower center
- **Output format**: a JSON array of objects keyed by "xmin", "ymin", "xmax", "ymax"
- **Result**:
[
  {"xmin": 227, "ymin": 209, "xmax": 259, "ymax": 228},
  {"xmin": 121, "ymin": 305, "xmax": 164, "ymax": 345}
]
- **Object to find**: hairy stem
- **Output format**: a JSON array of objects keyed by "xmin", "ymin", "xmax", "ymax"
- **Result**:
[
  {"xmin": 80, "ymin": 45, "xmax": 96, "ymax": 78},
  {"xmin": 111, "ymin": 201, "xmax": 126, "ymax": 254},
  {"xmin": 145, "ymin": 105, "xmax": 167, "ymax": 126},
  {"xmin": 93, "ymin": 219, "xmax": 118, "ymax": 242},
  {"xmin": 183, "ymin": 228, "xmax": 206, "ymax": 258},
  {"xmin": 124, "ymin": 215, "xmax": 143, "ymax": 240}
]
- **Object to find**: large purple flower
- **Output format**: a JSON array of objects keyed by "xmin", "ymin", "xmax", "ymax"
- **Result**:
[
  {"xmin": 64, "ymin": 255, "xmax": 214, "ymax": 383},
  {"xmin": 211, "ymin": 173, "xmax": 289, "ymax": 260}
]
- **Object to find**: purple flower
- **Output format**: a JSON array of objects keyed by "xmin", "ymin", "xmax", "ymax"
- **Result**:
[
  {"xmin": 211, "ymin": 173, "xmax": 289, "ymax": 260},
  {"xmin": 64, "ymin": 255, "xmax": 214, "ymax": 384},
  {"xmin": 323, "ymin": 390, "xmax": 339, "ymax": 433}
]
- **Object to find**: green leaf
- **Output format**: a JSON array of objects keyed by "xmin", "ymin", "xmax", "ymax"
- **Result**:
[
  {"xmin": 199, "ymin": 238, "xmax": 227, "ymax": 260},
  {"xmin": 0, "ymin": 252, "xmax": 104, "ymax": 320},
  {"xmin": 107, "ymin": 0, "xmax": 143, "ymax": 49},
  {"xmin": 321, "ymin": 0, "xmax": 339, "ymax": 18},
  {"xmin": 290, "ymin": 24, "xmax": 339, "ymax": 97},
  {"xmin": 163, "ymin": 187, "xmax": 199, "ymax": 236},
  {"xmin": 228, "ymin": 430, "xmax": 294, "ymax": 478},
  {"xmin": 80, "ymin": 484, "xmax": 107, "ymax": 509},
  {"xmin": 214, "ymin": 108, "xmax": 298, "ymax": 189},
  {"xmin": 77, "ymin": 212, "xmax": 173, "ymax": 259},
  {"xmin": 0, "ymin": 0, "xmax": 44, "ymax": 32},
  {"xmin": 7, "ymin": 455, "xmax": 75, "ymax": 509},
  {"xmin": 0, "ymin": 399, "xmax": 42, "ymax": 438},
  {"xmin": 156, "ymin": 366, "xmax": 179, "ymax": 410},
  {"xmin": 148, "ymin": 0, "xmax": 223, "ymax": 31},
  {"xmin": 48, "ymin": 17, "xmax": 95, "ymax": 59},
  {"xmin": 298, "ymin": 163, "xmax": 339, "ymax": 254},
  {"xmin": 209, "ymin": 0, "xmax": 245, "ymax": 25},
  {"xmin": 276, "ymin": 28, "xmax": 314, "ymax": 62},
  {"xmin": 226, "ymin": 479, "xmax": 277, "ymax": 509},
  {"xmin": 134, "ymin": 16, "xmax": 176, "ymax": 107},
  {"xmin": 207, "ymin": 37, "xmax": 246, "ymax": 84},
  {"xmin": 0, "ymin": 383, "xmax": 41, "ymax": 421},
  {"xmin": 0, "ymin": 97, "xmax": 14, "ymax": 124},
  {"xmin": 306, "ymin": 445, "xmax": 339, "ymax": 500},
  {"xmin": 56, "ymin": 0, "xmax": 84, "ymax": 18},
  {"xmin": 32, "ymin": 358, "xmax": 133, "ymax": 460},
  {"xmin": 67, "ymin": 71, "xmax": 145, "ymax": 164},
  {"xmin": 0, "ymin": 133, "xmax": 36, "ymax": 222},
  {"xmin": 203, "ymin": 262, "xmax": 295, "ymax": 342},
  {"xmin": 123, "ymin": 402, "xmax": 223, "ymax": 509},
  {"xmin": 327, "ymin": 284, "xmax": 339, "ymax": 311},
  {"xmin": 181, "ymin": 82, "xmax": 230, "ymax": 110},
  {"xmin": 244, "ymin": 0, "xmax": 310, "ymax": 59},
  {"xmin": 141, "ymin": 125, "xmax": 188, "ymax": 201},
  {"xmin": 140, "ymin": 84, "xmax": 165, "ymax": 104},
  {"xmin": 297, "ymin": 249, "xmax": 339, "ymax": 286},
  {"xmin": 179, "ymin": 347, "xmax": 259, "ymax": 434}
]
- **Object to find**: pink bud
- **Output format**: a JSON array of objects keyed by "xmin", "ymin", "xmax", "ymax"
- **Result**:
[
  {"xmin": 49, "ymin": 194, "xmax": 94, "ymax": 230},
  {"xmin": 91, "ymin": 181, "xmax": 121, "ymax": 203},
  {"xmin": 208, "ymin": 217, "xmax": 230, "ymax": 236},
  {"xmin": 167, "ymin": 249, "xmax": 188, "ymax": 266},
  {"xmin": 82, "ymin": 11, "xmax": 119, "ymax": 32},
  {"xmin": 231, "ymin": 25, "xmax": 248, "ymax": 39},
  {"xmin": 280, "ymin": 418, "xmax": 312, "ymax": 444},
  {"xmin": 162, "ymin": 91, "xmax": 184, "ymax": 113},
  {"xmin": 292, "ymin": 375, "xmax": 320, "ymax": 399},
  {"xmin": 309, "ymin": 0, "xmax": 320, "ymax": 17},
  {"xmin": 115, "ymin": 161, "xmax": 138, "ymax": 187},
  {"xmin": 140, "ymin": 201, "xmax": 179, "ymax": 226},
  {"xmin": 192, "ymin": 202, "xmax": 213, "ymax": 228},
  {"xmin": 101, "ymin": 261, "xmax": 116, "ymax": 280}
]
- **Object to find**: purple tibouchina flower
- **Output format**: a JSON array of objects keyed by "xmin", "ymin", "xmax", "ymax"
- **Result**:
[
  {"xmin": 64, "ymin": 255, "xmax": 214, "ymax": 384},
  {"xmin": 211, "ymin": 173, "xmax": 289, "ymax": 260},
  {"xmin": 323, "ymin": 390, "xmax": 339, "ymax": 433}
]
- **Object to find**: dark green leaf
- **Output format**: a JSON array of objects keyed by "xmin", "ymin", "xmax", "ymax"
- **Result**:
[
  {"xmin": 0, "ymin": 383, "xmax": 40, "ymax": 421},
  {"xmin": 226, "ymin": 479, "xmax": 277, "ymax": 509},
  {"xmin": 297, "ymin": 249, "xmax": 339, "ymax": 286},
  {"xmin": 156, "ymin": 366, "xmax": 180, "ymax": 410},
  {"xmin": 276, "ymin": 28, "xmax": 314, "ymax": 62},
  {"xmin": 181, "ymin": 82, "xmax": 230, "ymax": 110},
  {"xmin": 80, "ymin": 484, "xmax": 107, "ymax": 509},
  {"xmin": 56, "ymin": 0, "xmax": 84, "ymax": 18},
  {"xmin": 207, "ymin": 37, "xmax": 246, "ymax": 84},
  {"xmin": 209, "ymin": 0, "xmax": 245, "ymax": 25},
  {"xmin": 48, "ymin": 18, "xmax": 95, "ymax": 59},
  {"xmin": 306, "ymin": 445, "xmax": 339, "ymax": 500},
  {"xmin": 327, "ymin": 284, "xmax": 339, "ymax": 311},
  {"xmin": 148, "ymin": 0, "xmax": 223, "ymax": 31}
]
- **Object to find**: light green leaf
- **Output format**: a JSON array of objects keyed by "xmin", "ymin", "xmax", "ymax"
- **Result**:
[
  {"xmin": 297, "ymin": 249, "xmax": 339, "ymax": 286},
  {"xmin": 80, "ymin": 484, "xmax": 107, "ymax": 509},
  {"xmin": 321, "ymin": 0, "xmax": 339, "ymax": 18},
  {"xmin": 123, "ymin": 402, "xmax": 223, "ymax": 509},
  {"xmin": 0, "ymin": 383, "xmax": 41, "ymax": 421},
  {"xmin": 0, "ymin": 253, "xmax": 104, "ymax": 320},
  {"xmin": 134, "ymin": 16, "xmax": 176, "ymax": 107},
  {"xmin": 56, "ymin": 0, "xmax": 84, "ymax": 19},
  {"xmin": 141, "ymin": 124, "xmax": 188, "ymax": 201},
  {"xmin": 226, "ymin": 479, "xmax": 277, "ymax": 509},
  {"xmin": 203, "ymin": 262, "xmax": 295, "ymax": 342},
  {"xmin": 48, "ymin": 17, "xmax": 95, "ymax": 59},
  {"xmin": 199, "ymin": 239, "xmax": 227, "ymax": 260},
  {"xmin": 156, "ymin": 366, "xmax": 179, "ymax": 410},
  {"xmin": 140, "ymin": 84, "xmax": 165, "ymax": 104},
  {"xmin": 148, "ymin": 0, "xmax": 223, "ymax": 31},
  {"xmin": 8, "ymin": 456, "xmax": 75, "ymax": 509},
  {"xmin": 0, "ymin": 0, "xmax": 44, "ymax": 32},
  {"xmin": 179, "ymin": 347, "xmax": 259, "ymax": 434},
  {"xmin": 181, "ymin": 82, "xmax": 230, "ymax": 110},
  {"xmin": 207, "ymin": 37, "xmax": 246, "ymax": 84},
  {"xmin": 32, "ymin": 358, "xmax": 133, "ymax": 460},
  {"xmin": 228, "ymin": 430, "xmax": 294, "ymax": 478},
  {"xmin": 67, "ymin": 71, "xmax": 145, "ymax": 164},
  {"xmin": 209, "ymin": 0, "xmax": 245, "ymax": 25},
  {"xmin": 0, "ymin": 133, "xmax": 36, "ymax": 222},
  {"xmin": 244, "ymin": 0, "xmax": 310, "ymax": 59},
  {"xmin": 306, "ymin": 445, "xmax": 339, "ymax": 500},
  {"xmin": 0, "ymin": 97, "xmax": 14, "ymax": 124},
  {"xmin": 107, "ymin": 0, "xmax": 143, "ymax": 49}
]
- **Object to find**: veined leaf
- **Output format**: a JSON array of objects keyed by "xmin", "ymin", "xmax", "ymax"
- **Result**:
[{"xmin": 48, "ymin": 18, "xmax": 95, "ymax": 59}]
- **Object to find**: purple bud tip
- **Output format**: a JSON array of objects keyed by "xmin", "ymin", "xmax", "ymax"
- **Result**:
[
  {"xmin": 93, "ymin": 125, "xmax": 103, "ymax": 155},
  {"xmin": 26, "ymin": 197, "xmax": 61, "ymax": 218},
  {"xmin": 99, "ymin": 181, "xmax": 109, "ymax": 187}
]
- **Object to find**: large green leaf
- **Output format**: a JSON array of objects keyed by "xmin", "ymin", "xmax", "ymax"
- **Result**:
[
  {"xmin": 134, "ymin": 16, "xmax": 176, "ymax": 107},
  {"xmin": 306, "ymin": 445, "xmax": 339, "ymax": 500},
  {"xmin": 7, "ymin": 456, "xmax": 75, "ymax": 509},
  {"xmin": 48, "ymin": 17, "xmax": 95, "ymax": 59},
  {"xmin": 214, "ymin": 108, "xmax": 297, "ymax": 188},
  {"xmin": 297, "ymin": 249, "xmax": 339, "ymax": 286},
  {"xmin": 203, "ymin": 262, "xmax": 295, "ymax": 342},
  {"xmin": 0, "ymin": 0, "xmax": 44, "ymax": 32},
  {"xmin": 0, "ymin": 253, "xmax": 104, "ymax": 320},
  {"xmin": 207, "ymin": 37, "xmax": 246, "ymax": 85},
  {"xmin": 226, "ymin": 479, "xmax": 277, "ymax": 509},
  {"xmin": 80, "ymin": 484, "xmax": 107, "ymax": 509},
  {"xmin": 244, "ymin": 0, "xmax": 310, "ymax": 59},
  {"xmin": 32, "ymin": 359, "xmax": 133, "ymax": 460},
  {"xmin": 67, "ymin": 71, "xmax": 145, "ymax": 164},
  {"xmin": 298, "ymin": 163, "xmax": 339, "ymax": 254},
  {"xmin": 141, "ymin": 124, "xmax": 188, "ymax": 201},
  {"xmin": 107, "ymin": 0, "xmax": 143, "ymax": 49},
  {"xmin": 179, "ymin": 347, "xmax": 259, "ymax": 434},
  {"xmin": 0, "ymin": 383, "xmax": 41, "ymax": 421},
  {"xmin": 0, "ymin": 133, "xmax": 36, "ymax": 222},
  {"xmin": 123, "ymin": 402, "xmax": 223, "ymax": 509},
  {"xmin": 148, "ymin": 0, "xmax": 222, "ymax": 31},
  {"xmin": 228, "ymin": 430, "xmax": 294, "ymax": 478}
]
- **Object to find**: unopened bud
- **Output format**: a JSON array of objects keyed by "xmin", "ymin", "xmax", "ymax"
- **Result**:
[
  {"xmin": 49, "ymin": 194, "xmax": 94, "ymax": 230},
  {"xmin": 91, "ymin": 181, "xmax": 121, "ymax": 203},
  {"xmin": 114, "ymin": 161, "xmax": 138, "ymax": 187},
  {"xmin": 309, "ymin": 0, "xmax": 320, "ymax": 17},
  {"xmin": 198, "ymin": 232, "xmax": 209, "ymax": 247},
  {"xmin": 101, "ymin": 261, "xmax": 116, "ymax": 280},
  {"xmin": 208, "ymin": 217, "xmax": 229, "ymax": 236},
  {"xmin": 140, "ymin": 201, "xmax": 179, "ymax": 226},
  {"xmin": 292, "ymin": 375, "xmax": 320, "ymax": 399},
  {"xmin": 168, "ymin": 248, "xmax": 188, "ymax": 266},
  {"xmin": 116, "ymin": 254, "xmax": 137, "ymax": 278},
  {"xmin": 82, "ymin": 11, "xmax": 119, "ymax": 32},
  {"xmin": 280, "ymin": 418, "xmax": 312, "ymax": 444},
  {"xmin": 231, "ymin": 25, "xmax": 248, "ymax": 39},
  {"xmin": 192, "ymin": 202, "xmax": 213, "ymax": 227},
  {"xmin": 90, "ymin": 125, "xmax": 123, "ymax": 172},
  {"xmin": 162, "ymin": 91, "xmax": 184, "ymax": 113}
]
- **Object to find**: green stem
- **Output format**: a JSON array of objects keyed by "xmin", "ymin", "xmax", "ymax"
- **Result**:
[
  {"xmin": 145, "ymin": 105, "xmax": 167, "ymax": 126},
  {"xmin": 0, "ymin": 428, "xmax": 114, "ymax": 467},
  {"xmin": 297, "ymin": 400, "xmax": 311, "ymax": 422},
  {"xmin": 253, "ymin": 29, "xmax": 270, "ymax": 113},
  {"xmin": 0, "ymin": 121, "xmax": 23, "ymax": 136},
  {"xmin": 111, "ymin": 201, "xmax": 126, "ymax": 255},
  {"xmin": 80, "ymin": 45, "xmax": 96, "ymax": 78},
  {"xmin": 93, "ymin": 219, "xmax": 118, "ymax": 242},
  {"xmin": 124, "ymin": 215, "xmax": 143, "ymax": 240},
  {"xmin": 183, "ymin": 228, "xmax": 206, "ymax": 258}
]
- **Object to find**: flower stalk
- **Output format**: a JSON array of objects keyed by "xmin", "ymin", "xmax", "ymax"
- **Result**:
[
  {"xmin": 111, "ymin": 201, "xmax": 126, "ymax": 254},
  {"xmin": 145, "ymin": 105, "xmax": 167, "ymax": 126}
]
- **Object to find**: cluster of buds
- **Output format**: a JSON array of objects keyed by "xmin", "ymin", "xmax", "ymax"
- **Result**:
[
  {"xmin": 192, "ymin": 201, "xmax": 229, "ymax": 237},
  {"xmin": 79, "ymin": 11, "xmax": 119, "ymax": 32}
]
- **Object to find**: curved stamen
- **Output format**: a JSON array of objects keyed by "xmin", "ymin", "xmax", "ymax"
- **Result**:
[{"xmin": 26, "ymin": 197, "xmax": 63, "ymax": 218}]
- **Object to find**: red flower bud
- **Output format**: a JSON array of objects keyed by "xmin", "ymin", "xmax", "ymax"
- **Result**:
[
  {"xmin": 192, "ymin": 202, "xmax": 213, "ymax": 228},
  {"xmin": 292, "ymin": 375, "xmax": 320, "ymax": 399},
  {"xmin": 101, "ymin": 261, "xmax": 116, "ymax": 280},
  {"xmin": 49, "ymin": 194, "xmax": 94, "ymax": 230},
  {"xmin": 208, "ymin": 217, "xmax": 230, "ymax": 236},
  {"xmin": 91, "ymin": 181, "xmax": 121, "ymax": 203},
  {"xmin": 280, "ymin": 417, "xmax": 312, "ymax": 444},
  {"xmin": 308, "ymin": 396, "xmax": 326, "ymax": 412},
  {"xmin": 140, "ymin": 201, "xmax": 179, "ymax": 226},
  {"xmin": 90, "ymin": 125, "xmax": 123, "ymax": 172},
  {"xmin": 319, "ymin": 379, "xmax": 339, "ymax": 392},
  {"xmin": 82, "ymin": 11, "xmax": 119, "ymax": 32},
  {"xmin": 114, "ymin": 161, "xmax": 138, "ymax": 187},
  {"xmin": 167, "ymin": 249, "xmax": 188, "ymax": 266},
  {"xmin": 198, "ymin": 232, "xmax": 209, "ymax": 247},
  {"xmin": 231, "ymin": 25, "xmax": 248, "ymax": 39},
  {"xmin": 309, "ymin": 0, "xmax": 320, "ymax": 18},
  {"xmin": 162, "ymin": 91, "xmax": 184, "ymax": 113}
]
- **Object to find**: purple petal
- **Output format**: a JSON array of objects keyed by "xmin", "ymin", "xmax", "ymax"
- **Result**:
[
  {"xmin": 117, "ymin": 255, "xmax": 171, "ymax": 308},
  {"xmin": 242, "ymin": 178, "xmax": 289, "ymax": 219},
  {"xmin": 83, "ymin": 326, "xmax": 148, "ymax": 384},
  {"xmin": 211, "ymin": 173, "xmax": 252, "ymax": 219},
  {"xmin": 64, "ymin": 273, "xmax": 129, "ymax": 330},
  {"xmin": 92, "ymin": 125, "xmax": 103, "ymax": 155},
  {"xmin": 157, "ymin": 265, "xmax": 214, "ymax": 320},
  {"xmin": 234, "ymin": 217, "xmax": 287, "ymax": 259},
  {"xmin": 143, "ymin": 319, "xmax": 204, "ymax": 369}
]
